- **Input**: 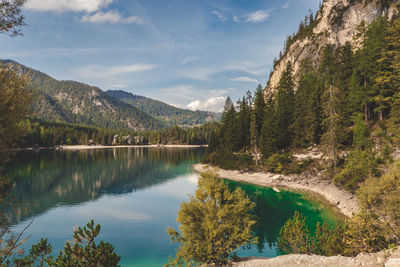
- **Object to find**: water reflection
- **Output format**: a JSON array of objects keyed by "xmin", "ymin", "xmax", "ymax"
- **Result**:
[
  {"xmin": 226, "ymin": 180, "xmax": 342, "ymax": 257},
  {"xmin": 3, "ymin": 148, "xmax": 206, "ymax": 224}
]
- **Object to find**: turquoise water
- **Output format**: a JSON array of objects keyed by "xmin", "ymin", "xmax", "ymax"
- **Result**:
[{"xmin": 3, "ymin": 148, "xmax": 341, "ymax": 266}]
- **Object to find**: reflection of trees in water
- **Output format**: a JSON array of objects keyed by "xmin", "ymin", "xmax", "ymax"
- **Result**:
[
  {"xmin": 2, "ymin": 148, "xmax": 205, "ymax": 224},
  {"xmin": 227, "ymin": 181, "xmax": 340, "ymax": 255}
]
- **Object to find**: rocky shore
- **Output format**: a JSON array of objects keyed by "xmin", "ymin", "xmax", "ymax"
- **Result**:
[
  {"xmin": 193, "ymin": 164, "xmax": 400, "ymax": 267},
  {"xmin": 232, "ymin": 247, "xmax": 400, "ymax": 267},
  {"xmin": 193, "ymin": 164, "xmax": 358, "ymax": 217}
]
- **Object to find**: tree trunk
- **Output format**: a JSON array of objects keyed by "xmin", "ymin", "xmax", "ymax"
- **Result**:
[
  {"xmin": 254, "ymin": 144, "xmax": 258, "ymax": 166},
  {"xmin": 364, "ymin": 102, "xmax": 368, "ymax": 122}
]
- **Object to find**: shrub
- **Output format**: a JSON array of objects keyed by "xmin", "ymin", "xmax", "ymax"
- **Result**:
[{"xmin": 167, "ymin": 171, "xmax": 257, "ymax": 266}]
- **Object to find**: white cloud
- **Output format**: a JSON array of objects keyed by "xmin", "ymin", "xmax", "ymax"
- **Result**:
[
  {"xmin": 230, "ymin": 76, "xmax": 259, "ymax": 84},
  {"xmin": 211, "ymin": 10, "xmax": 227, "ymax": 22},
  {"xmin": 233, "ymin": 9, "xmax": 274, "ymax": 24},
  {"xmin": 282, "ymin": 1, "xmax": 292, "ymax": 9},
  {"xmin": 81, "ymin": 11, "xmax": 145, "ymax": 24},
  {"xmin": 78, "ymin": 64, "xmax": 157, "ymax": 78},
  {"xmin": 25, "ymin": 0, "xmax": 114, "ymax": 13},
  {"xmin": 244, "ymin": 10, "xmax": 272, "ymax": 23},
  {"xmin": 186, "ymin": 96, "xmax": 226, "ymax": 112}
]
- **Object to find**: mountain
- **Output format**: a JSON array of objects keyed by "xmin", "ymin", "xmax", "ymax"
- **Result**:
[
  {"xmin": 266, "ymin": 0, "xmax": 397, "ymax": 96},
  {"xmin": 107, "ymin": 90, "xmax": 220, "ymax": 126},
  {"xmin": 1, "ymin": 60, "xmax": 165, "ymax": 130}
]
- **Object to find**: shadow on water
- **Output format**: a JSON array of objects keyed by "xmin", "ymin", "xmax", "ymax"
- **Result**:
[{"xmin": 2, "ymin": 148, "xmax": 206, "ymax": 225}]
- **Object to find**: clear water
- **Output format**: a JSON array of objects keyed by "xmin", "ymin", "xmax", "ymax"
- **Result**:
[{"xmin": 3, "ymin": 148, "xmax": 342, "ymax": 266}]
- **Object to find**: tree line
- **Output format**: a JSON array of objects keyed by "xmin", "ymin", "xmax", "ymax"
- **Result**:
[
  {"xmin": 15, "ymin": 119, "xmax": 218, "ymax": 147},
  {"xmin": 206, "ymin": 13, "xmax": 400, "ymax": 189}
]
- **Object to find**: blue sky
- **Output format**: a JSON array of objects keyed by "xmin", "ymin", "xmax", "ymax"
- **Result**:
[{"xmin": 0, "ymin": 0, "xmax": 320, "ymax": 112}]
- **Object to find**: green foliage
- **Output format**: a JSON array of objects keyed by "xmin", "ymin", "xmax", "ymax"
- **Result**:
[
  {"xmin": 253, "ymin": 85, "xmax": 266, "ymax": 137},
  {"xmin": 237, "ymin": 93, "xmax": 252, "ymax": 150},
  {"xmin": 283, "ymin": 10, "xmax": 319, "ymax": 54},
  {"xmin": 13, "ymin": 238, "xmax": 53, "ymax": 266},
  {"xmin": 260, "ymin": 97, "xmax": 278, "ymax": 158},
  {"xmin": 56, "ymin": 220, "xmax": 120, "ymax": 267},
  {"xmin": 353, "ymin": 113, "xmax": 370, "ymax": 149},
  {"xmin": 278, "ymin": 211, "xmax": 312, "ymax": 254},
  {"xmin": 275, "ymin": 62, "xmax": 295, "ymax": 150},
  {"xmin": 264, "ymin": 153, "xmax": 292, "ymax": 174},
  {"xmin": 167, "ymin": 171, "xmax": 256, "ymax": 266},
  {"xmin": 278, "ymin": 211, "xmax": 345, "ymax": 256},
  {"xmin": 292, "ymin": 59, "xmax": 323, "ymax": 147},
  {"xmin": 0, "ymin": 0, "xmax": 26, "ymax": 37},
  {"xmin": 314, "ymin": 222, "xmax": 345, "ymax": 256},
  {"xmin": 1, "ymin": 60, "xmax": 165, "ymax": 131},
  {"xmin": 0, "ymin": 65, "xmax": 32, "ymax": 151},
  {"xmin": 11, "ymin": 221, "xmax": 120, "ymax": 267},
  {"xmin": 344, "ymin": 161, "xmax": 400, "ymax": 255},
  {"xmin": 17, "ymin": 119, "xmax": 217, "ymax": 147},
  {"xmin": 333, "ymin": 149, "xmax": 377, "ymax": 192}
]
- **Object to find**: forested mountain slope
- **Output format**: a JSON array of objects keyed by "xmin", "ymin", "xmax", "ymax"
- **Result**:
[
  {"xmin": 266, "ymin": 0, "xmax": 398, "ymax": 95},
  {"xmin": 1, "ymin": 60, "xmax": 164, "ymax": 130},
  {"xmin": 107, "ymin": 90, "xmax": 220, "ymax": 126},
  {"xmin": 205, "ymin": 0, "xmax": 400, "ymax": 257}
]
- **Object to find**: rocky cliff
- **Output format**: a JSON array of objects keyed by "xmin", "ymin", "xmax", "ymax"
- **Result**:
[{"xmin": 265, "ymin": 0, "xmax": 398, "ymax": 96}]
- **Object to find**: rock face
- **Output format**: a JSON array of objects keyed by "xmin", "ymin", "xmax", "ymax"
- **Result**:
[{"xmin": 265, "ymin": 0, "xmax": 398, "ymax": 96}]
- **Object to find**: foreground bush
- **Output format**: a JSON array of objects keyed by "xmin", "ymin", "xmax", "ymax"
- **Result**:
[
  {"xmin": 12, "ymin": 220, "xmax": 120, "ymax": 267},
  {"xmin": 167, "ymin": 171, "xmax": 256, "ymax": 266},
  {"xmin": 344, "ymin": 162, "xmax": 400, "ymax": 255},
  {"xmin": 278, "ymin": 211, "xmax": 344, "ymax": 256}
]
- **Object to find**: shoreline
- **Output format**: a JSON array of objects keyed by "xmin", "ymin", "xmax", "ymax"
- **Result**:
[
  {"xmin": 15, "ymin": 144, "xmax": 208, "ymax": 151},
  {"xmin": 193, "ymin": 164, "xmax": 358, "ymax": 217}
]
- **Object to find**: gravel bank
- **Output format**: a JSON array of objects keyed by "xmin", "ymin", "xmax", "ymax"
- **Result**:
[
  {"xmin": 193, "ymin": 164, "xmax": 358, "ymax": 217},
  {"xmin": 232, "ymin": 246, "xmax": 400, "ymax": 267}
]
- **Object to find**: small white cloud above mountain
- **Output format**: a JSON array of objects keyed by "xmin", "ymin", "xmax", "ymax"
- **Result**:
[{"xmin": 186, "ymin": 96, "xmax": 226, "ymax": 112}]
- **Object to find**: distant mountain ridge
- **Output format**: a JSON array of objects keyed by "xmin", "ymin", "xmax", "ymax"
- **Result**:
[
  {"xmin": 1, "ymin": 59, "xmax": 165, "ymax": 130},
  {"xmin": 107, "ymin": 90, "xmax": 220, "ymax": 126}
]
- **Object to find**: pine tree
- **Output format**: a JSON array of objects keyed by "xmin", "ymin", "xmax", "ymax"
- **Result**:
[
  {"xmin": 275, "ymin": 62, "xmax": 295, "ymax": 150},
  {"xmin": 250, "ymin": 109, "xmax": 259, "ymax": 165},
  {"xmin": 260, "ymin": 97, "xmax": 278, "ymax": 158},
  {"xmin": 167, "ymin": 171, "xmax": 256, "ymax": 266},
  {"xmin": 293, "ymin": 59, "xmax": 323, "ymax": 147},
  {"xmin": 220, "ymin": 97, "xmax": 239, "ymax": 151},
  {"xmin": 350, "ymin": 17, "xmax": 389, "ymax": 121},
  {"xmin": 237, "ymin": 94, "xmax": 251, "ymax": 150},
  {"xmin": 253, "ymin": 84, "xmax": 266, "ymax": 137},
  {"xmin": 375, "ymin": 16, "xmax": 400, "ymax": 120},
  {"xmin": 322, "ymin": 85, "xmax": 345, "ymax": 168}
]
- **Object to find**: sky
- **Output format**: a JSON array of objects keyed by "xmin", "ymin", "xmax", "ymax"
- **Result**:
[{"xmin": 0, "ymin": 0, "xmax": 321, "ymax": 112}]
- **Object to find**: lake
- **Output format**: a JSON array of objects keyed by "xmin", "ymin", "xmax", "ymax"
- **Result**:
[{"xmin": 2, "ymin": 148, "xmax": 341, "ymax": 266}]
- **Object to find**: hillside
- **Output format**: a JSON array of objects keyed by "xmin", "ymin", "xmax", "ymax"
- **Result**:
[
  {"xmin": 107, "ymin": 90, "xmax": 219, "ymax": 126},
  {"xmin": 1, "ymin": 60, "xmax": 165, "ymax": 130},
  {"xmin": 204, "ymin": 0, "xmax": 400, "ymax": 262},
  {"xmin": 266, "ymin": 0, "xmax": 398, "ymax": 96}
]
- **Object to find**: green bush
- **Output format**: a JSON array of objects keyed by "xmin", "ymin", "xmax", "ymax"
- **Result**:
[
  {"xmin": 333, "ymin": 149, "xmax": 378, "ymax": 192},
  {"xmin": 12, "ymin": 220, "xmax": 120, "ymax": 267},
  {"xmin": 278, "ymin": 211, "xmax": 344, "ymax": 256}
]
